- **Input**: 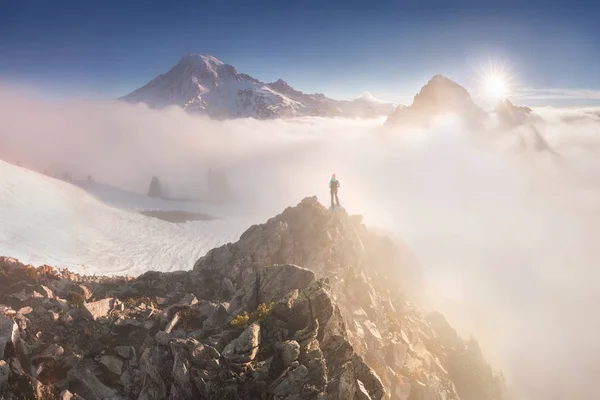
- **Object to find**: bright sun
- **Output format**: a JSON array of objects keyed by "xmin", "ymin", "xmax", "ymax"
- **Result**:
[
  {"xmin": 484, "ymin": 74, "xmax": 507, "ymax": 98},
  {"xmin": 477, "ymin": 59, "xmax": 514, "ymax": 100}
]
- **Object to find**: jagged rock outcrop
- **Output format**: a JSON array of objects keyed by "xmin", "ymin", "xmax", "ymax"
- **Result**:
[
  {"xmin": 194, "ymin": 197, "xmax": 507, "ymax": 400},
  {"xmin": 494, "ymin": 99, "xmax": 534, "ymax": 129},
  {"xmin": 0, "ymin": 257, "xmax": 386, "ymax": 399},
  {"xmin": 0, "ymin": 197, "xmax": 507, "ymax": 399},
  {"xmin": 385, "ymin": 75, "xmax": 488, "ymax": 129}
]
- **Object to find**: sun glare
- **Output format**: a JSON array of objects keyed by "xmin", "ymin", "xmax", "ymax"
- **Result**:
[
  {"xmin": 476, "ymin": 58, "xmax": 514, "ymax": 100},
  {"xmin": 484, "ymin": 74, "xmax": 507, "ymax": 98}
]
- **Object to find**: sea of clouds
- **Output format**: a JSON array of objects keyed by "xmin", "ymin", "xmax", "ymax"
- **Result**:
[{"xmin": 1, "ymin": 85, "xmax": 600, "ymax": 399}]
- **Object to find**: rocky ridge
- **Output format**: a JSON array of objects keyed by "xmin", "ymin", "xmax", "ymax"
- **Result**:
[
  {"xmin": 385, "ymin": 75, "xmax": 488, "ymax": 129},
  {"xmin": 0, "ymin": 197, "xmax": 508, "ymax": 399}
]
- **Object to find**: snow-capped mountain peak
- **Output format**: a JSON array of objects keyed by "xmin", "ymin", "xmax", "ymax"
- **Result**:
[{"xmin": 121, "ymin": 54, "xmax": 396, "ymax": 119}]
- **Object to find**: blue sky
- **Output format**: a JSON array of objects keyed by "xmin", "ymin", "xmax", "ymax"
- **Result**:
[{"xmin": 1, "ymin": 0, "xmax": 599, "ymax": 105}]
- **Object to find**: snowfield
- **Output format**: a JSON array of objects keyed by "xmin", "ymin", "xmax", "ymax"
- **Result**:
[{"xmin": 0, "ymin": 160, "xmax": 250, "ymax": 276}]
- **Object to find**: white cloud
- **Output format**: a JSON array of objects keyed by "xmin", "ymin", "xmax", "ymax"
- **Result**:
[
  {"xmin": 2, "ymin": 87, "xmax": 600, "ymax": 399},
  {"xmin": 511, "ymin": 86, "xmax": 600, "ymax": 101}
]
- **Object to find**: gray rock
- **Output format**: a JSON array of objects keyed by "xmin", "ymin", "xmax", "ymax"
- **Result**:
[
  {"xmin": 228, "ymin": 265, "xmax": 315, "ymax": 317},
  {"xmin": 156, "ymin": 297, "xmax": 168, "ymax": 306},
  {"xmin": 67, "ymin": 359, "xmax": 120, "ymax": 400},
  {"xmin": 82, "ymin": 298, "xmax": 114, "ymax": 321},
  {"xmin": 251, "ymin": 357, "xmax": 272, "ymax": 381},
  {"xmin": 272, "ymin": 365, "xmax": 310, "ymax": 398},
  {"xmin": 178, "ymin": 293, "xmax": 198, "ymax": 306},
  {"xmin": 100, "ymin": 355, "xmax": 124, "ymax": 375},
  {"xmin": 0, "ymin": 316, "xmax": 18, "ymax": 358},
  {"xmin": 113, "ymin": 345, "xmax": 135, "ymax": 359},
  {"xmin": 138, "ymin": 347, "xmax": 167, "ymax": 400},
  {"xmin": 356, "ymin": 379, "xmax": 373, "ymax": 400},
  {"xmin": 0, "ymin": 360, "xmax": 9, "ymax": 393},
  {"xmin": 276, "ymin": 340, "xmax": 300, "ymax": 368},
  {"xmin": 72, "ymin": 284, "xmax": 93, "ymax": 301},
  {"xmin": 35, "ymin": 344, "xmax": 64, "ymax": 360},
  {"xmin": 201, "ymin": 303, "xmax": 229, "ymax": 330},
  {"xmin": 39, "ymin": 285, "xmax": 54, "ymax": 299},
  {"xmin": 169, "ymin": 343, "xmax": 193, "ymax": 399},
  {"xmin": 271, "ymin": 289, "xmax": 299, "ymax": 321},
  {"xmin": 114, "ymin": 317, "xmax": 142, "ymax": 329},
  {"xmin": 222, "ymin": 277, "xmax": 235, "ymax": 293},
  {"xmin": 222, "ymin": 322, "xmax": 260, "ymax": 364},
  {"xmin": 34, "ymin": 306, "xmax": 47, "ymax": 317},
  {"xmin": 190, "ymin": 342, "xmax": 220, "ymax": 369}
]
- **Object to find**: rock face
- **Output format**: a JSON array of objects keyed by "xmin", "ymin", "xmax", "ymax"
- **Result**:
[
  {"xmin": 195, "ymin": 197, "xmax": 507, "ymax": 400},
  {"xmin": 0, "ymin": 197, "xmax": 507, "ymax": 399},
  {"xmin": 495, "ymin": 99, "xmax": 534, "ymax": 129},
  {"xmin": 385, "ymin": 74, "xmax": 487, "ymax": 129},
  {"xmin": 121, "ymin": 54, "xmax": 395, "ymax": 120}
]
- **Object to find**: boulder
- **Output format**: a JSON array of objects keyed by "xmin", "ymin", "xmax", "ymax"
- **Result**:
[
  {"xmin": 169, "ymin": 342, "xmax": 193, "ymax": 399},
  {"xmin": 138, "ymin": 347, "xmax": 168, "ymax": 400},
  {"xmin": 275, "ymin": 340, "xmax": 300, "ymax": 368},
  {"xmin": 81, "ymin": 298, "xmax": 114, "ymax": 321},
  {"xmin": 0, "ymin": 316, "xmax": 18, "ymax": 358},
  {"xmin": 100, "ymin": 355, "xmax": 124, "ymax": 376},
  {"xmin": 272, "ymin": 365, "xmax": 310, "ymax": 398},
  {"xmin": 59, "ymin": 389, "xmax": 74, "ymax": 399},
  {"xmin": 222, "ymin": 322, "xmax": 261, "ymax": 364},
  {"xmin": 67, "ymin": 359, "xmax": 120, "ymax": 400}
]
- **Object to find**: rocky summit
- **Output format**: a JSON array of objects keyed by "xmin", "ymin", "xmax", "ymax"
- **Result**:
[{"xmin": 0, "ymin": 197, "xmax": 507, "ymax": 399}]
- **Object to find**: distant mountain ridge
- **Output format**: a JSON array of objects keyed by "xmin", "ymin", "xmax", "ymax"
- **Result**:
[
  {"xmin": 385, "ymin": 74, "xmax": 487, "ymax": 128},
  {"xmin": 121, "ymin": 54, "xmax": 398, "ymax": 119}
]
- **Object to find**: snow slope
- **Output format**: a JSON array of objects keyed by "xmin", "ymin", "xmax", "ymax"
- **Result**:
[
  {"xmin": 121, "ymin": 54, "xmax": 395, "ymax": 119},
  {"xmin": 0, "ymin": 161, "xmax": 249, "ymax": 276}
]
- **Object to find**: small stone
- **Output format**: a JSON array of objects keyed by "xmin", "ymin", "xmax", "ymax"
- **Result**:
[
  {"xmin": 62, "ymin": 314, "xmax": 73, "ymax": 324},
  {"xmin": 113, "ymin": 346, "xmax": 134, "ymax": 359},
  {"xmin": 36, "ymin": 344, "xmax": 64, "ymax": 360},
  {"xmin": 17, "ymin": 306, "xmax": 33, "ymax": 315},
  {"xmin": 82, "ymin": 298, "xmax": 114, "ymax": 321},
  {"xmin": 39, "ymin": 285, "xmax": 54, "ymax": 299},
  {"xmin": 56, "ymin": 298, "xmax": 70, "ymax": 311},
  {"xmin": 156, "ymin": 297, "xmax": 168, "ymax": 306},
  {"xmin": 59, "ymin": 389, "xmax": 74, "ymax": 400},
  {"xmin": 178, "ymin": 294, "xmax": 198, "ymax": 306}
]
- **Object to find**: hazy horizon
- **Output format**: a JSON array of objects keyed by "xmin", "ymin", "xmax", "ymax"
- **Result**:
[{"xmin": 2, "ymin": 1, "xmax": 600, "ymax": 107}]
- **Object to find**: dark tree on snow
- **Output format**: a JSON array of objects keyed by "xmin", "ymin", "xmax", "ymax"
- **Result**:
[
  {"xmin": 206, "ymin": 168, "xmax": 231, "ymax": 202},
  {"xmin": 148, "ymin": 176, "xmax": 162, "ymax": 198}
]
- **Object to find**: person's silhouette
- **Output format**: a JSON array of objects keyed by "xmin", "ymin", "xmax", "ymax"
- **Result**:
[{"xmin": 329, "ymin": 173, "xmax": 340, "ymax": 208}]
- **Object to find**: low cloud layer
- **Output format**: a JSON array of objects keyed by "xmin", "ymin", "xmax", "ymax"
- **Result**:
[{"xmin": 2, "ymin": 86, "xmax": 600, "ymax": 399}]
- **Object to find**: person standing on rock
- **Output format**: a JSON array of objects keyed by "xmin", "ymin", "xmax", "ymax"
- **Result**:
[{"xmin": 329, "ymin": 173, "xmax": 340, "ymax": 209}]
